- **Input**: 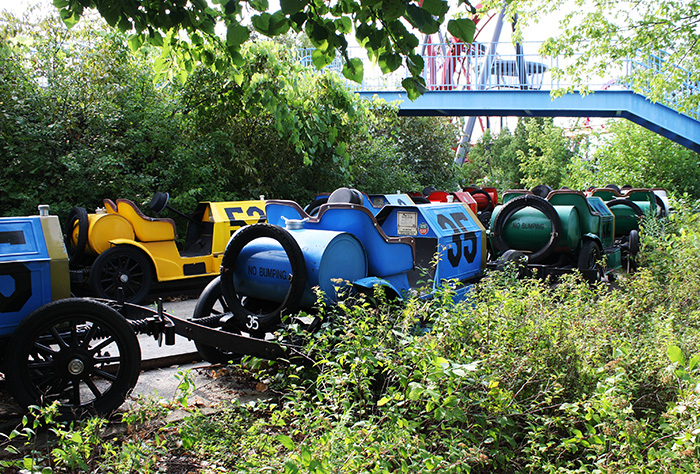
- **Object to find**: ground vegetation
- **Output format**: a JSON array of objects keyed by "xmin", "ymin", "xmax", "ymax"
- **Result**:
[{"xmin": 2, "ymin": 195, "xmax": 699, "ymax": 473}]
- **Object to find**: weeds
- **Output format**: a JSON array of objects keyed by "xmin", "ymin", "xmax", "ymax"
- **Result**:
[{"xmin": 3, "ymin": 199, "xmax": 700, "ymax": 472}]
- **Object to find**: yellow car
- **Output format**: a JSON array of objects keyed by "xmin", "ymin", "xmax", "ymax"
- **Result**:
[{"xmin": 65, "ymin": 192, "xmax": 265, "ymax": 303}]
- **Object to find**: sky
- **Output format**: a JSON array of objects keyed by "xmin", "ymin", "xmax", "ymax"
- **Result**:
[{"xmin": 0, "ymin": 0, "xmax": 35, "ymax": 15}]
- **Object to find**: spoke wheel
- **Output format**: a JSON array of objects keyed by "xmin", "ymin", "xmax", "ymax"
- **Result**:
[
  {"xmin": 4, "ymin": 298, "xmax": 141, "ymax": 419},
  {"xmin": 89, "ymin": 246, "xmax": 153, "ymax": 303}
]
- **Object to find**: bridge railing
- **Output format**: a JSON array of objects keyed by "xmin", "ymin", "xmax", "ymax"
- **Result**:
[
  {"xmin": 295, "ymin": 41, "xmax": 623, "ymax": 92},
  {"xmin": 628, "ymin": 50, "xmax": 700, "ymax": 119}
]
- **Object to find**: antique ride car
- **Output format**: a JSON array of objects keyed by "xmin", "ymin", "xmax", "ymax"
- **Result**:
[
  {"xmin": 0, "ymin": 207, "xmax": 146, "ymax": 417},
  {"xmin": 0, "ymin": 206, "xmax": 287, "ymax": 417},
  {"xmin": 487, "ymin": 189, "xmax": 623, "ymax": 281},
  {"xmin": 190, "ymin": 187, "xmax": 487, "ymax": 362},
  {"xmin": 65, "ymin": 193, "xmax": 266, "ymax": 303}
]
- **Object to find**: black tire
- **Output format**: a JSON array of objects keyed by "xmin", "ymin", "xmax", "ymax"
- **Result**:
[
  {"xmin": 494, "ymin": 249, "xmax": 528, "ymax": 277},
  {"xmin": 220, "ymin": 224, "xmax": 307, "ymax": 334},
  {"xmin": 192, "ymin": 277, "xmax": 242, "ymax": 364},
  {"xmin": 422, "ymin": 186, "xmax": 437, "ymax": 197},
  {"xmin": 577, "ymin": 240, "xmax": 603, "ymax": 282},
  {"xmin": 491, "ymin": 195, "xmax": 562, "ymax": 264},
  {"xmin": 328, "ymin": 187, "xmax": 363, "ymax": 204},
  {"xmin": 468, "ymin": 188, "xmax": 494, "ymax": 211},
  {"xmin": 607, "ymin": 198, "xmax": 644, "ymax": 217},
  {"xmin": 410, "ymin": 196, "xmax": 431, "ymax": 204},
  {"xmin": 64, "ymin": 207, "xmax": 89, "ymax": 268},
  {"xmin": 4, "ymin": 298, "xmax": 141, "ymax": 419},
  {"xmin": 89, "ymin": 246, "xmax": 153, "ymax": 303},
  {"xmin": 478, "ymin": 210, "xmax": 492, "ymax": 229},
  {"xmin": 149, "ymin": 191, "xmax": 170, "ymax": 214},
  {"xmin": 628, "ymin": 229, "xmax": 640, "ymax": 256}
]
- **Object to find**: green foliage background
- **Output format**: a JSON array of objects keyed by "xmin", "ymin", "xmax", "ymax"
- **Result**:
[
  {"xmin": 0, "ymin": 12, "xmax": 459, "ymax": 222},
  {"xmin": 464, "ymin": 117, "xmax": 700, "ymax": 198}
]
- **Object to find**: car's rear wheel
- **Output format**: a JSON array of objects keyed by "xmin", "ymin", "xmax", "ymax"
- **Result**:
[
  {"xmin": 577, "ymin": 240, "xmax": 603, "ymax": 282},
  {"xmin": 64, "ymin": 207, "xmax": 89, "ymax": 267},
  {"xmin": 192, "ymin": 277, "xmax": 242, "ymax": 364},
  {"xmin": 89, "ymin": 246, "xmax": 153, "ymax": 303}
]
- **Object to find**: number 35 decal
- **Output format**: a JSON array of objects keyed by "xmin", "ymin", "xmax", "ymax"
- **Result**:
[{"xmin": 437, "ymin": 212, "xmax": 478, "ymax": 267}]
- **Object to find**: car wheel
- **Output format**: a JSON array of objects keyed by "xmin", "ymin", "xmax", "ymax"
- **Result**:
[
  {"xmin": 4, "ymin": 298, "xmax": 141, "ymax": 419},
  {"xmin": 64, "ymin": 207, "xmax": 89, "ymax": 268},
  {"xmin": 577, "ymin": 240, "xmax": 603, "ymax": 282},
  {"xmin": 220, "ymin": 224, "xmax": 307, "ymax": 335},
  {"xmin": 192, "ymin": 277, "xmax": 242, "ymax": 364},
  {"xmin": 89, "ymin": 246, "xmax": 153, "ymax": 303}
]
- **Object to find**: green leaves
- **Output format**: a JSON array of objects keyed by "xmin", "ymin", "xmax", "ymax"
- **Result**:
[
  {"xmin": 280, "ymin": 0, "xmax": 307, "ymax": 15},
  {"xmin": 252, "ymin": 11, "xmax": 291, "ymax": 36},
  {"xmin": 668, "ymin": 345, "xmax": 685, "ymax": 365},
  {"xmin": 421, "ymin": 0, "xmax": 449, "ymax": 16},
  {"xmin": 381, "ymin": 0, "xmax": 406, "ymax": 22},
  {"xmin": 278, "ymin": 434, "xmax": 295, "ymax": 450},
  {"xmin": 402, "ymin": 74, "xmax": 426, "ymax": 102},
  {"xmin": 447, "ymin": 18, "xmax": 476, "ymax": 43},
  {"xmin": 127, "ymin": 34, "xmax": 144, "ymax": 52},
  {"xmin": 311, "ymin": 49, "xmax": 334, "ymax": 69},
  {"xmin": 248, "ymin": 0, "xmax": 270, "ymax": 12},
  {"xmin": 226, "ymin": 23, "xmax": 250, "ymax": 47},
  {"xmin": 378, "ymin": 52, "xmax": 402, "ymax": 74},
  {"xmin": 405, "ymin": 5, "xmax": 441, "ymax": 34},
  {"xmin": 342, "ymin": 57, "xmax": 364, "ymax": 83},
  {"xmin": 48, "ymin": 0, "xmax": 483, "ymax": 99}
]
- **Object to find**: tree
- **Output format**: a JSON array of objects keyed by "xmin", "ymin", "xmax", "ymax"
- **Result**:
[
  {"xmin": 518, "ymin": 117, "xmax": 578, "ymax": 190},
  {"xmin": 502, "ymin": 0, "xmax": 700, "ymax": 114},
  {"xmin": 1, "ymin": 8, "xmax": 462, "ymax": 219},
  {"xmin": 355, "ymin": 103, "xmax": 460, "ymax": 192},
  {"xmin": 567, "ymin": 120, "xmax": 700, "ymax": 198},
  {"xmin": 56, "ymin": 0, "xmax": 479, "ymax": 99},
  {"xmin": 0, "ymin": 11, "xmax": 182, "ymax": 217},
  {"xmin": 460, "ymin": 118, "xmax": 570, "ymax": 191}
]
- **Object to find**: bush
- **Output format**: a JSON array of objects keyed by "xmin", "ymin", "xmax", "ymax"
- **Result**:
[{"xmin": 169, "ymin": 197, "xmax": 700, "ymax": 473}]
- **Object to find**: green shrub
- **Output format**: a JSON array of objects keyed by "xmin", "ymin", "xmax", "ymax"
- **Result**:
[{"xmin": 170, "ymin": 198, "xmax": 700, "ymax": 473}]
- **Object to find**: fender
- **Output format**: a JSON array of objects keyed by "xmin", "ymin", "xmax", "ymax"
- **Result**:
[
  {"xmin": 105, "ymin": 239, "xmax": 162, "ymax": 278},
  {"xmin": 581, "ymin": 233, "xmax": 603, "ymax": 248},
  {"xmin": 108, "ymin": 239, "xmax": 153, "ymax": 256},
  {"xmin": 352, "ymin": 276, "xmax": 403, "ymax": 301}
]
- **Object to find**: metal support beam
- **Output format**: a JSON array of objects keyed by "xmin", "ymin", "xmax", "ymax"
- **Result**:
[{"xmin": 358, "ymin": 90, "xmax": 700, "ymax": 153}]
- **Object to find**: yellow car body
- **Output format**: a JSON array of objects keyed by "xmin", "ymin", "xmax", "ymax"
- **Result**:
[{"xmin": 68, "ymin": 197, "xmax": 266, "ymax": 303}]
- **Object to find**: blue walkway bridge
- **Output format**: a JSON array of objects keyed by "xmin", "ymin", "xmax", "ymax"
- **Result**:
[{"xmin": 299, "ymin": 41, "xmax": 700, "ymax": 160}]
